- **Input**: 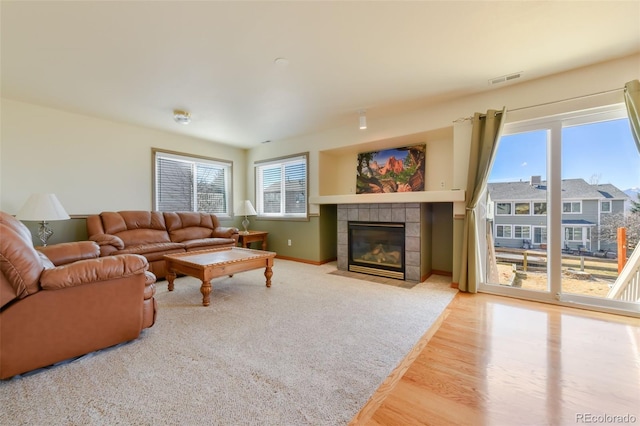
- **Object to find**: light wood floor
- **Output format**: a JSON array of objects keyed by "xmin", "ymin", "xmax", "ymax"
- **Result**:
[{"xmin": 351, "ymin": 292, "xmax": 640, "ymax": 426}]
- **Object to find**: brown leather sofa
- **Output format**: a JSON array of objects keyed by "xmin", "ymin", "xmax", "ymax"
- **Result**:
[
  {"xmin": 86, "ymin": 211, "xmax": 239, "ymax": 279},
  {"xmin": 0, "ymin": 211, "xmax": 157, "ymax": 379}
]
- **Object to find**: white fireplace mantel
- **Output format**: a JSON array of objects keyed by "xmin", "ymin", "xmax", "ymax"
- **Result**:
[{"xmin": 309, "ymin": 190, "xmax": 465, "ymax": 205}]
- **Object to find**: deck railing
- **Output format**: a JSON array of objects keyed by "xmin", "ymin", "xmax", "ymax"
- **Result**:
[{"xmin": 607, "ymin": 246, "xmax": 640, "ymax": 302}]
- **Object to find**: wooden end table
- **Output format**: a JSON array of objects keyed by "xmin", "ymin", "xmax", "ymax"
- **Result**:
[
  {"xmin": 237, "ymin": 230, "xmax": 268, "ymax": 250},
  {"xmin": 164, "ymin": 247, "xmax": 276, "ymax": 306}
]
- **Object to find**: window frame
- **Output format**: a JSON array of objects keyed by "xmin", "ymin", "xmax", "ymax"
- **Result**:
[
  {"xmin": 152, "ymin": 148, "xmax": 233, "ymax": 217},
  {"xmin": 255, "ymin": 152, "xmax": 309, "ymax": 220},
  {"xmin": 562, "ymin": 201, "xmax": 582, "ymax": 214},
  {"xmin": 496, "ymin": 202, "xmax": 512, "ymax": 215},
  {"xmin": 533, "ymin": 226, "xmax": 547, "ymax": 244},
  {"xmin": 601, "ymin": 200, "xmax": 611, "ymax": 213},
  {"xmin": 533, "ymin": 202, "xmax": 547, "ymax": 215},
  {"xmin": 514, "ymin": 225, "xmax": 531, "ymax": 239},
  {"xmin": 496, "ymin": 224, "xmax": 512, "ymax": 238},
  {"xmin": 564, "ymin": 226, "xmax": 583, "ymax": 242},
  {"xmin": 480, "ymin": 101, "xmax": 639, "ymax": 315},
  {"xmin": 514, "ymin": 202, "xmax": 531, "ymax": 215}
]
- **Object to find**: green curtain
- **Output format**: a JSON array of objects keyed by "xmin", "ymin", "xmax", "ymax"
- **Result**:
[
  {"xmin": 624, "ymin": 79, "xmax": 640, "ymax": 153},
  {"xmin": 458, "ymin": 108, "xmax": 506, "ymax": 293}
]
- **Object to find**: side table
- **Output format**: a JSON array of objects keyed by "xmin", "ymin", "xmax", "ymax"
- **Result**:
[{"xmin": 237, "ymin": 230, "xmax": 268, "ymax": 250}]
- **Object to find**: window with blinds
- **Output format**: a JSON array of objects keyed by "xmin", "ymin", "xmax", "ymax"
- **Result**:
[
  {"xmin": 153, "ymin": 149, "xmax": 231, "ymax": 216},
  {"xmin": 255, "ymin": 153, "xmax": 308, "ymax": 218}
]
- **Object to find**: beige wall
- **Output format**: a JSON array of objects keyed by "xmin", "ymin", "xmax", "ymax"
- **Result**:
[
  {"xmin": 316, "ymin": 127, "xmax": 454, "ymax": 196},
  {"xmin": 245, "ymin": 53, "xmax": 639, "ymax": 265},
  {"xmin": 1, "ymin": 54, "xmax": 637, "ymax": 263},
  {"xmin": 0, "ymin": 99, "xmax": 246, "ymax": 216},
  {"xmin": 248, "ymin": 54, "xmax": 639, "ymax": 201}
]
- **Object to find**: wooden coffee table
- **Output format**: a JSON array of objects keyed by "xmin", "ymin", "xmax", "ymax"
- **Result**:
[{"xmin": 164, "ymin": 247, "xmax": 276, "ymax": 306}]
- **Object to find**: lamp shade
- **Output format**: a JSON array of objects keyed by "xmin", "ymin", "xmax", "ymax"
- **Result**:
[
  {"xmin": 235, "ymin": 200, "xmax": 257, "ymax": 216},
  {"xmin": 16, "ymin": 193, "xmax": 70, "ymax": 221}
]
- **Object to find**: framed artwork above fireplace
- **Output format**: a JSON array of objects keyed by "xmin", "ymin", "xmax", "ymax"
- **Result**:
[{"xmin": 355, "ymin": 144, "xmax": 426, "ymax": 194}]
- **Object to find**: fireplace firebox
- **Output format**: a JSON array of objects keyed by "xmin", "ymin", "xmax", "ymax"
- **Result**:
[{"xmin": 348, "ymin": 221, "xmax": 405, "ymax": 280}]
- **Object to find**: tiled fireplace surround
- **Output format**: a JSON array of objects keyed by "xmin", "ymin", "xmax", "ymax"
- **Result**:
[{"xmin": 337, "ymin": 203, "xmax": 424, "ymax": 282}]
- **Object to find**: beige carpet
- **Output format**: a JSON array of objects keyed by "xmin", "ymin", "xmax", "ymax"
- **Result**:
[{"xmin": 0, "ymin": 259, "xmax": 457, "ymax": 425}]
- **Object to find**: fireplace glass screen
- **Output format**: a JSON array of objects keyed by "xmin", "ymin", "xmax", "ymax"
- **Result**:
[{"xmin": 348, "ymin": 222, "xmax": 405, "ymax": 279}]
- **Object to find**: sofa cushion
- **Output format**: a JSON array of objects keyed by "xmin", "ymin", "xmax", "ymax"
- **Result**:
[
  {"xmin": 164, "ymin": 212, "xmax": 217, "ymax": 242},
  {"xmin": 90, "ymin": 233, "xmax": 125, "ymax": 250},
  {"xmin": 115, "ymin": 242, "xmax": 185, "ymax": 257},
  {"xmin": 170, "ymin": 227, "xmax": 214, "ymax": 243},
  {"xmin": 117, "ymin": 229, "xmax": 172, "ymax": 246},
  {"xmin": 183, "ymin": 238, "xmax": 236, "ymax": 251},
  {"xmin": 40, "ymin": 254, "xmax": 149, "ymax": 290},
  {"xmin": 101, "ymin": 211, "xmax": 167, "ymax": 233},
  {"xmin": 37, "ymin": 241, "xmax": 100, "ymax": 266}
]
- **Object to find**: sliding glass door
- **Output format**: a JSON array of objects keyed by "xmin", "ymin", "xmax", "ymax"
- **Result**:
[{"xmin": 479, "ymin": 104, "xmax": 640, "ymax": 315}]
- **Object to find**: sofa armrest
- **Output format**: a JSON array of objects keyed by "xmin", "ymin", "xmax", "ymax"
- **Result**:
[
  {"xmin": 89, "ymin": 233, "xmax": 125, "ymax": 250},
  {"xmin": 37, "ymin": 241, "xmax": 100, "ymax": 266},
  {"xmin": 40, "ymin": 254, "xmax": 149, "ymax": 290},
  {"xmin": 213, "ymin": 226, "xmax": 239, "ymax": 239},
  {"xmin": 144, "ymin": 271, "xmax": 156, "ymax": 300}
]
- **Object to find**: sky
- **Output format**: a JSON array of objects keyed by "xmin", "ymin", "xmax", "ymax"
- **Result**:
[
  {"xmin": 363, "ymin": 147, "xmax": 413, "ymax": 165},
  {"xmin": 489, "ymin": 118, "xmax": 640, "ymax": 191}
]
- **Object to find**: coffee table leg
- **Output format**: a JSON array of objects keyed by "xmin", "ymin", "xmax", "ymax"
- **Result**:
[
  {"xmin": 264, "ymin": 265, "xmax": 273, "ymax": 288},
  {"xmin": 167, "ymin": 269, "xmax": 176, "ymax": 291},
  {"xmin": 201, "ymin": 280, "xmax": 212, "ymax": 306}
]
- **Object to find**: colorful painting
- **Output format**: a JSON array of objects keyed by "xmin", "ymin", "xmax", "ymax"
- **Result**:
[{"xmin": 356, "ymin": 144, "xmax": 426, "ymax": 194}]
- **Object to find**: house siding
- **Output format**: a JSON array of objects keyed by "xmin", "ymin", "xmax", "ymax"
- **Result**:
[
  {"xmin": 493, "ymin": 200, "xmax": 548, "ymax": 249},
  {"xmin": 598, "ymin": 199, "xmax": 628, "ymax": 252},
  {"xmin": 488, "ymin": 179, "xmax": 628, "ymax": 254}
]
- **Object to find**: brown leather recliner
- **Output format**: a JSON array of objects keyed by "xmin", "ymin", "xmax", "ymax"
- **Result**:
[{"xmin": 0, "ymin": 211, "xmax": 157, "ymax": 379}]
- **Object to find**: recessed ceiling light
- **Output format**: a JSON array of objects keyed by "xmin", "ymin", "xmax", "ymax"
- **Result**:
[
  {"xmin": 359, "ymin": 110, "xmax": 367, "ymax": 130},
  {"xmin": 173, "ymin": 110, "xmax": 191, "ymax": 125}
]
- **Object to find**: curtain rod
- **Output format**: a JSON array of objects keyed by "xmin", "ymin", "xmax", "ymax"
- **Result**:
[{"xmin": 453, "ymin": 86, "xmax": 625, "ymax": 123}]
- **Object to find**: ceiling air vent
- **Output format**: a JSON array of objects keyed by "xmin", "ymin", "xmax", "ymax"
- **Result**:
[{"xmin": 489, "ymin": 71, "xmax": 523, "ymax": 86}]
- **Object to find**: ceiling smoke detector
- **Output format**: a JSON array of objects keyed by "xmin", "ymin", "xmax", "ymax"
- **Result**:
[{"xmin": 173, "ymin": 110, "xmax": 191, "ymax": 125}]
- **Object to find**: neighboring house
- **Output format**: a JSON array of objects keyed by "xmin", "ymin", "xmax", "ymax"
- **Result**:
[
  {"xmin": 487, "ymin": 177, "xmax": 628, "ymax": 253},
  {"xmin": 262, "ymin": 179, "xmax": 306, "ymax": 214}
]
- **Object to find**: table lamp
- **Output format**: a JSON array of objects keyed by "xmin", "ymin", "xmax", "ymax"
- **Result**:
[
  {"xmin": 235, "ymin": 200, "xmax": 257, "ymax": 234},
  {"xmin": 16, "ymin": 193, "xmax": 70, "ymax": 246}
]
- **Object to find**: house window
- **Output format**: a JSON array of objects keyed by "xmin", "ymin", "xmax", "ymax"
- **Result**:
[
  {"xmin": 533, "ymin": 202, "xmax": 547, "ymax": 215},
  {"xmin": 564, "ymin": 227, "xmax": 583, "ymax": 241},
  {"xmin": 496, "ymin": 203, "xmax": 512, "ymax": 215},
  {"xmin": 515, "ymin": 202, "xmax": 530, "ymax": 215},
  {"xmin": 562, "ymin": 201, "xmax": 581, "ymax": 213},
  {"xmin": 496, "ymin": 225, "xmax": 512, "ymax": 238},
  {"xmin": 153, "ymin": 149, "xmax": 231, "ymax": 215},
  {"xmin": 533, "ymin": 226, "xmax": 547, "ymax": 244},
  {"xmin": 601, "ymin": 201, "xmax": 611, "ymax": 213},
  {"xmin": 514, "ymin": 225, "xmax": 531, "ymax": 239},
  {"xmin": 255, "ymin": 153, "xmax": 308, "ymax": 218}
]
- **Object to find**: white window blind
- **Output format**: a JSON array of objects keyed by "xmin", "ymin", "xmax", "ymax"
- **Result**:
[
  {"xmin": 256, "ymin": 154, "xmax": 307, "ymax": 218},
  {"xmin": 154, "ymin": 150, "xmax": 231, "ymax": 215}
]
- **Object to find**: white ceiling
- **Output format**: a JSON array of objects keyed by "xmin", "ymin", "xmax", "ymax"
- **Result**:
[{"xmin": 2, "ymin": 1, "xmax": 639, "ymax": 149}]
